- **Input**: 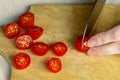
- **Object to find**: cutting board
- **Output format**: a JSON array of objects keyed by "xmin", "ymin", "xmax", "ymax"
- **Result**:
[{"xmin": 0, "ymin": 4, "xmax": 120, "ymax": 80}]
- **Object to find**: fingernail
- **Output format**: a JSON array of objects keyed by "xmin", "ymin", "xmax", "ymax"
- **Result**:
[
  {"xmin": 87, "ymin": 48, "xmax": 96, "ymax": 56},
  {"xmin": 87, "ymin": 39, "xmax": 96, "ymax": 47}
]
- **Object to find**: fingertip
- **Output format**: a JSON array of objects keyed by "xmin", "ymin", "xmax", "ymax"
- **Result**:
[
  {"xmin": 87, "ymin": 39, "xmax": 96, "ymax": 47},
  {"xmin": 87, "ymin": 48, "xmax": 97, "ymax": 56}
]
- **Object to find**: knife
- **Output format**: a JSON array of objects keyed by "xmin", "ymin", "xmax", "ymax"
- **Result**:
[{"xmin": 82, "ymin": 0, "xmax": 106, "ymax": 46}]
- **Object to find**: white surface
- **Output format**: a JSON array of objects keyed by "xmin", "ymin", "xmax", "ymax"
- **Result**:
[
  {"xmin": 0, "ymin": 0, "xmax": 119, "ymax": 25},
  {"xmin": 0, "ymin": 55, "xmax": 11, "ymax": 80}
]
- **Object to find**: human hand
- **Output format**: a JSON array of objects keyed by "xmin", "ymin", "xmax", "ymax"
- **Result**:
[{"xmin": 87, "ymin": 24, "xmax": 120, "ymax": 56}]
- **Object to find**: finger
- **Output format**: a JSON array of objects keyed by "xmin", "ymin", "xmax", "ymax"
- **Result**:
[
  {"xmin": 87, "ymin": 24, "xmax": 120, "ymax": 47},
  {"xmin": 87, "ymin": 41, "xmax": 120, "ymax": 56}
]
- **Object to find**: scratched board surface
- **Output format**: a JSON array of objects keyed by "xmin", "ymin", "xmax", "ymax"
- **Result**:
[{"xmin": 0, "ymin": 4, "xmax": 120, "ymax": 80}]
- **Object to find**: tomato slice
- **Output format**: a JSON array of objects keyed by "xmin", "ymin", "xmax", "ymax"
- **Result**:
[
  {"xmin": 31, "ymin": 42, "xmax": 49, "ymax": 56},
  {"xmin": 18, "ymin": 12, "xmax": 34, "ymax": 28},
  {"xmin": 75, "ymin": 35, "xmax": 89, "ymax": 53},
  {"xmin": 26, "ymin": 26, "xmax": 43, "ymax": 40},
  {"xmin": 15, "ymin": 34, "xmax": 33, "ymax": 50},
  {"xmin": 52, "ymin": 42, "xmax": 68, "ymax": 56},
  {"xmin": 13, "ymin": 53, "xmax": 31, "ymax": 69},
  {"xmin": 4, "ymin": 22, "xmax": 20, "ymax": 39},
  {"xmin": 46, "ymin": 58, "xmax": 62, "ymax": 73}
]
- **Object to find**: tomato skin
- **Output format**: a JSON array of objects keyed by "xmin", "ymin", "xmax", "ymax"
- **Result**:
[
  {"xmin": 15, "ymin": 34, "xmax": 33, "ymax": 50},
  {"xmin": 31, "ymin": 42, "xmax": 49, "ymax": 56},
  {"xmin": 4, "ymin": 22, "xmax": 20, "ymax": 39},
  {"xmin": 18, "ymin": 12, "xmax": 34, "ymax": 28},
  {"xmin": 26, "ymin": 26, "xmax": 43, "ymax": 40},
  {"xmin": 13, "ymin": 53, "xmax": 31, "ymax": 70},
  {"xmin": 46, "ymin": 58, "xmax": 62, "ymax": 73},
  {"xmin": 52, "ymin": 42, "xmax": 68, "ymax": 56},
  {"xmin": 75, "ymin": 35, "xmax": 89, "ymax": 53}
]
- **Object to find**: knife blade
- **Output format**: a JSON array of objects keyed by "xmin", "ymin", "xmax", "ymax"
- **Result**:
[{"xmin": 82, "ymin": 0, "xmax": 106, "ymax": 46}]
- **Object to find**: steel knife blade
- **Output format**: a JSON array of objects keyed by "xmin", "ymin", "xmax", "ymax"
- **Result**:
[{"xmin": 82, "ymin": 0, "xmax": 106, "ymax": 46}]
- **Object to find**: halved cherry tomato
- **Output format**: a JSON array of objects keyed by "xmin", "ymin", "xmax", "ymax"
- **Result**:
[
  {"xmin": 18, "ymin": 12, "xmax": 34, "ymax": 28},
  {"xmin": 46, "ymin": 58, "xmax": 62, "ymax": 73},
  {"xmin": 75, "ymin": 35, "xmax": 89, "ymax": 53},
  {"xmin": 31, "ymin": 42, "xmax": 49, "ymax": 56},
  {"xmin": 15, "ymin": 34, "xmax": 33, "ymax": 50},
  {"xmin": 4, "ymin": 22, "xmax": 20, "ymax": 39},
  {"xmin": 13, "ymin": 52, "xmax": 31, "ymax": 69},
  {"xmin": 26, "ymin": 26, "xmax": 43, "ymax": 40},
  {"xmin": 52, "ymin": 42, "xmax": 68, "ymax": 56}
]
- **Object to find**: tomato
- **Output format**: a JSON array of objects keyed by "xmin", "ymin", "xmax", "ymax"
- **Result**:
[
  {"xmin": 26, "ymin": 26, "xmax": 43, "ymax": 40},
  {"xmin": 31, "ymin": 42, "xmax": 49, "ymax": 56},
  {"xmin": 13, "ymin": 53, "xmax": 31, "ymax": 69},
  {"xmin": 18, "ymin": 12, "xmax": 34, "ymax": 28},
  {"xmin": 52, "ymin": 42, "xmax": 68, "ymax": 56},
  {"xmin": 4, "ymin": 22, "xmax": 20, "ymax": 39},
  {"xmin": 46, "ymin": 58, "xmax": 62, "ymax": 73},
  {"xmin": 15, "ymin": 34, "xmax": 33, "ymax": 50},
  {"xmin": 75, "ymin": 35, "xmax": 89, "ymax": 53}
]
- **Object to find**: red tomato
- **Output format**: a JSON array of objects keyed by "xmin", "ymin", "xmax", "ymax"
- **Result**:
[
  {"xmin": 52, "ymin": 42, "xmax": 68, "ymax": 56},
  {"xmin": 31, "ymin": 42, "xmax": 49, "ymax": 56},
  {"xmin": 75, "ymin": 35, "xmax": 89, "ymax": 53},
  {"xmin": 26, "ymin": 26, "xmax": 43, "ymax": 40},
  {"xmin": 15, "ymin": 34, "xmax": 33, "ymax": 50},
  {"xmin": 46, "ymin": 58, "xmax": 62, "ymax": 73},
  {"xmin": 13, "ymin": 53, "xmax": 31, "ymax": 69},
  {"xmin": 4, "ymin": 22, "xmax": 20, "ymax": 39},
  {"xmin": 18, "ymin": 12, "xmax": 34, "ymax": 28}
]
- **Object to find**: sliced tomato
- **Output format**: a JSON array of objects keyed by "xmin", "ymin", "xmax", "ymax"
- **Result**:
[
  {"xmin": 31, "ymin": 42, "xmax": 49, "ymax": 56},
  {"xmin": 26, "ymin": 26, "xmax": 43, "ymax": 40},
  {"xmin": 75, "ymin": 35, "xmax": 89, "ymax": 53},
  {"xmin": 4, "ymin": 22, "xmax": 20, "ymax": 39},
  {"xmin": 46, "ymin": 58, "xmax": 62, "ymax": 73},
  {"xmin": 13, "ymin": 53, "xmax": 31, "ymax": 69},
  {"xmin": 18, "ymin": 12, "xmax": 34, "ymax": 28},
  {"xmin": 15, "ymin": 34, "xmax": 33, "ymax": 50},
  {"xmin": 52, "ymin": 42, "xmax": 68, "ymax": 56}
]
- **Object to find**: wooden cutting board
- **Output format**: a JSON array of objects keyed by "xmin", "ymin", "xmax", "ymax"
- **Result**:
[{"xmin": 0, "ymin": 4, "xmax": 120, "ymax": 80}]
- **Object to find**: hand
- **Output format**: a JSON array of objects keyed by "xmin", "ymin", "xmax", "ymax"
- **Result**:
[{"xmin": 87, "ymin": 24, "xmax": 120, "ymax": 56}]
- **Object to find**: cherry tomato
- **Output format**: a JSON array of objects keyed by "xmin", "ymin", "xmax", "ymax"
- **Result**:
[
  {"xmin": 18, "ymin": 12, "xmax": 34, "ymax": 28},
  {"xmin": 26, "ymin": 26, "xmax": 43, "ymax": 40},
  {"xmin": 15, "ymin": 34, "xmax": 33, "ymax": 50},
  {"xmin": 75, "ymin": 35, "xmax": 89, "ymax": 53},
  {"xmin": 13, "ymin": 53, "xmax": 31, "ymax": 69},
  {"xmin": 52, "ymin": 42, "xmax": 68, "ymax": 56},
  {"xmin": 46, "ymin": 58, "xmax": 62, "ymax": 73},
  {"xmin": 31, "ymin": 42, "xmax": 49, "ymax": 56},
  {"xmin": 4, "ymin": 22, "xmax": 20, "ymax": 39}
]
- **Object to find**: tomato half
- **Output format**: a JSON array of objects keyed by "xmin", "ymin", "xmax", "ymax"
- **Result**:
[
  {"xmin": 13, "ymin": 53, "xmax": 31, "ymax": 69},
  {"xmin": 15, "ymin": 34, "xmax": 33, "ymax": 50},
  {"xmin": 52, "ymin": 42, "xmax": 68, "ymax": 56},
  {"xmin": 4, "ymin": 22, "xmax": 20, "ymax": 39},
  {"xmin": 31, "ymin": 42, "xmax": 49, "ymax": 56},
  {"xmin": 75, "ymin": 35, "xmax": 89, "ymax": 53},
  {"xmin": 18, "ymin": 12, "xmax": 34, "ymax": 28},
  {"xmin": 46, "ymin": 58, "xmax": 62, "ymax": 73},
  {"xmin": 26, "ymin": 26, "xmax": 43, "ymax": 40}
]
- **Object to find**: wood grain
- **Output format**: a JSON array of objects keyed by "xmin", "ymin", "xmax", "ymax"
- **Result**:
[{"xmin": 0, "ymin": 4, "xmax": 120, "ymax": 80}]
